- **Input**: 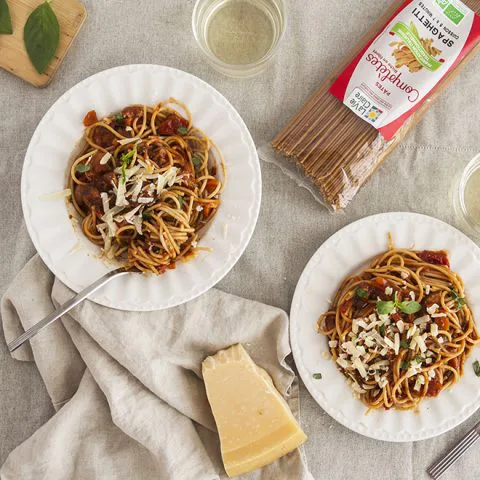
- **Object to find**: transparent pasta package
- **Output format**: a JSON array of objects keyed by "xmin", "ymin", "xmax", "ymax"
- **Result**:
[{"xmin": 260, "ymin": 0, "xmax": 480, "ymax": 212}]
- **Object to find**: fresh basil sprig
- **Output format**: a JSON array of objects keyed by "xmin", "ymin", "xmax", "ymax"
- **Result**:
[
  {"xmin": 451, "ymin": 290, "xmax": 466, "ymax": 310},
  {"xmin": 24, "ymin": 1, "xmax": 60, "ymax": 74},
  {"xmin": 377, "ymin": 292, "xmax": 421, "ymax": 315},
  {"xmin": 0, "ymin": 0, "xmax": 13, "ymax": 35}
]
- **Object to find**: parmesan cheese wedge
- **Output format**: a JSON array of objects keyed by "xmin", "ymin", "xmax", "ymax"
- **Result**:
[{"xmin": 202, "ymin": 344, "xmax": 307, "ymax": 477}]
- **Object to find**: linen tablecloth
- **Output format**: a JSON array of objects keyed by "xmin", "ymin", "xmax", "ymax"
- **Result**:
[{"xmin": 0, "ymin": 1, "xmax": 479, "ymax": 478}]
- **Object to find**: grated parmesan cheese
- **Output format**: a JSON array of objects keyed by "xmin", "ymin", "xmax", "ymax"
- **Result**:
[
  {"xmin": 137, "ymin": 197, "xmax": 154, "ymax": 204},
  {"xmin": 426, "ymin": 304, "xmax": 439, "ymax": 315},
  {"xmin": 414, "ymin": 315, "xmax": 430, "ymax": 326},
  {"xmin": 394, "ymin": 333, "xmax": 400, "ymax": 355},
  {"xmin": 118, "ymin": 137, "xmax": 141, "ymax": 145},
  {"xmin": 100, "ymin": 192, "xmax": 109, "ymax": 214},
  {"xmin": 99, "ymin": 152, "xmax": 112, "ymax": 165},
  {"xmin": 416, "ymin": 335, "xmax": 427, "ymax": 353}
]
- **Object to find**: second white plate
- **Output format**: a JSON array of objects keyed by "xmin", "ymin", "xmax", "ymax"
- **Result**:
[
  {"xmin": 291, "ymin": 212, "xmax": 480, "ymax": 442},
  {"xmin": 21, "ymin": 65, "xmax": 261, "ymax": 311}
]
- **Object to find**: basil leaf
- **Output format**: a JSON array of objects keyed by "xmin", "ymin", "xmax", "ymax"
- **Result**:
[
  {"xmin": 142, "ymin": 212, "xmax": 152, "ymax": 220},
  {"xmin": 192, "ymin": 156, "xmax": 202, "ymax": 168},
  {"xmin": 356, "ymin": 287, "xmax": 369, "ymax": 299},
  {"xmin": 312, "ymin": 373, "xmax": 322, "ymax": 380},
  {"xmin": 400, "ymin": 340, "xmax": 410, "ymax": 349},
  {"xmin": 0, "ymin": 0, "xmax": 13, "ymax": 35},
  {"xmin": 178, "ymin": 196, "xmax": 184, "ymax": 207},
  {"xmin": 24, "ymin": 1, "xmax": 60, "ymax": 74},
  {"xmin": 400, "ymin": 360, "xmax": 409, "ymax": 370},
  {"xmin": 377, "ymin": 300, "xmax": 395, "ymax": 315},
  {"xmin": 379, "ymin": 324, "xmax": 386, "ymax": 337},
  {"xmin": 177, "ymin": 126, "xmax": 188, "ymax": 135},
  {"xmin": 414, "ymin": 355, "xmax": 425, "ymax": 364},
  {"xmin": 473, "ymin": 360, "xmax": 480, "ymax": 378},
  {"xmin": 75, "ymin": 163, "xmax": 91, "ymax": 173},
  {"xmin": 115, "ymin": 113, "xmax": 125, "ymax": 124},
  {"xmin": 398, "ymin": 301, "xmax": 422, "ymax": 314}
]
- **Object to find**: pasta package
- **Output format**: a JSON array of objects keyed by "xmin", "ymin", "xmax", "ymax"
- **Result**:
[{"xmin": 267, "ymin": 0, "xmax": 480, "ymax": 211}]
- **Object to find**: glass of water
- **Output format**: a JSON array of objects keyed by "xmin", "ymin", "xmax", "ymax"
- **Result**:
[{"xmin": 192, "ymin": 0, "xmax": 286, "ymax": 77}]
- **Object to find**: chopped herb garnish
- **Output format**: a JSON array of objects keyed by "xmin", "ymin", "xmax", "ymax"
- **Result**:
[
  {"xmin": 473, "ymin": 360, "xmax": 480, "ymax": 377},
  {"xmin": 75, "ymin": 163, "xmax": 91, "ymax": 173},
  {"xmin": 177, "ymin": 126, "xmax": 188, "ymax": 135},
  {"xmin": 356, "ymin": 287, "xmax": 369, "ymax": 299},
  {"xmin": 379, "ymin": 324, "xmax": 386, "ymax": 336},
  {"xmin": 414, "ymin": 355, "xmax": 425, "ymax": 364},
  {"xmin": 178, "ymin": 196, "xmax": 184, "ymax": 207},
  {"xmin": 115, "ymin": 113, "xmax": 125, "ymax": 124},
  {"xmin": 451, "ymin": 290, "xmax": 466, "ymax": 310},
  {"xmin": 312, "ymin": 373, "xmax": 323, "ymax": 380},
  {"xmin": 142, "ymin": 212, "xmax": 152, "ymax": 220},
  {"xmin": 400, "ymin": 340, "xmax": 410, "ymax": 349},
  {"xmin": 400, "ymin": 360, "xmax": 409, "ymax": 370},
  {"xmin": 120, "ymin": 146, "xmax": 137, "ymax": 184},
  {"xmin": 192, "ymin": 155, "xmax": 202, "ymax": 168}
]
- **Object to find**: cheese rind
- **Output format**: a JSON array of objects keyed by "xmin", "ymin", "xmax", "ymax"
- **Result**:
[{"xmin": 202, "ymin": 344, "xmax": 307, "ymax": 477}]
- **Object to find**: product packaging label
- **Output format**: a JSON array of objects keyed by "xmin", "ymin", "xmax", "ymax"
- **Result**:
[{"xmin": 330, "ymin": 0, "xmax": 480, "ymax": 140}]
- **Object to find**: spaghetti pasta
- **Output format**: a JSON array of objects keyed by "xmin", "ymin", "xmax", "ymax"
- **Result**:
[
  {"xmin": 69, "ymin": 98, "xmax": 226, "ymax": 274},
  {"xmin": 317, "ymin": 240, "xmax": 479, "ymax": 410},
  {"xmin": 271, "ymin": 0, "xmax": 480, "ymax": 211}
]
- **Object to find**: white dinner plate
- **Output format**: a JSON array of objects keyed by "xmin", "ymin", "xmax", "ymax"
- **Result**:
[
  {"xmin": 21, "ymin": 65, "xmax": 261, "ymax": 311},
  {"xmin": 291, "ymin": 212, "xmax": 480, "ymax": 442}
]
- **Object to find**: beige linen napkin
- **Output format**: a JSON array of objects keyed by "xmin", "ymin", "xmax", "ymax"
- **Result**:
[{"xmin": 0, "ymin": 255, "xmax": 312, "ymax": 480}]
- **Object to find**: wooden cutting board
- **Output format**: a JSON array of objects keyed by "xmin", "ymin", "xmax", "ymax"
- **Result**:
[{"xmin": 0, "ymin": 0, "xmax": 87, "ymax": 87}]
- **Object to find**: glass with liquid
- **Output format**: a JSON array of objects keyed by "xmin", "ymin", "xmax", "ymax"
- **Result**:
[
  {"xmin": 455, "ymin": 153, "xmax": 480, "ymax": 237},
  {"xmin": 192, "ymin": 0, "xmax": 286, "ymax": 77}
]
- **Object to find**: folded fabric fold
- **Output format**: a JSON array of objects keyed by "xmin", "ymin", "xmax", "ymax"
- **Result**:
[{"xmin": 1, "ymin": 255, "xmax": 312, "ymax": 480}]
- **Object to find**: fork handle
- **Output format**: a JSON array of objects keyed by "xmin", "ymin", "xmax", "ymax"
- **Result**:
[
  {"xmin": 7, "ymin": 268, "xmax": 129, "ymax": 353},
  {"xmin": 428, "ymin": 423, "xmax": 480, "ymax": 479}
]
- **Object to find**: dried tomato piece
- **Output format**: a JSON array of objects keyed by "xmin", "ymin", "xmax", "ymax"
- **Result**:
[
  {"xmin": 83, "ymin": 110, "xmax": 98, "ymax": 127},
  {"xmin": 418, "ymin": 250, "xmax": 450, "ymax": 267}
]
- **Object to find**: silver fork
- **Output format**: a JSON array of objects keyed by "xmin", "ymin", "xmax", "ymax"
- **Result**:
[
  {"xmin": 7, "ymin": 267, "xmax": 130, "ymax": 353},
  {"xmin": 427, "ymin": 422, "xmax": 480, "ymax": 479}
]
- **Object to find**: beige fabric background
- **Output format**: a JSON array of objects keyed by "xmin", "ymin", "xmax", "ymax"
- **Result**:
[{"xmin": 0, "ymin": 0, "xmax": 479, "ymax": 479}]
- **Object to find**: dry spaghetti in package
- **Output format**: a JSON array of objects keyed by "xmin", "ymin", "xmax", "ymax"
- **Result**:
[{"xmin": 262, "ymin": 0, "xmax": 480, "ymax": 211}]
